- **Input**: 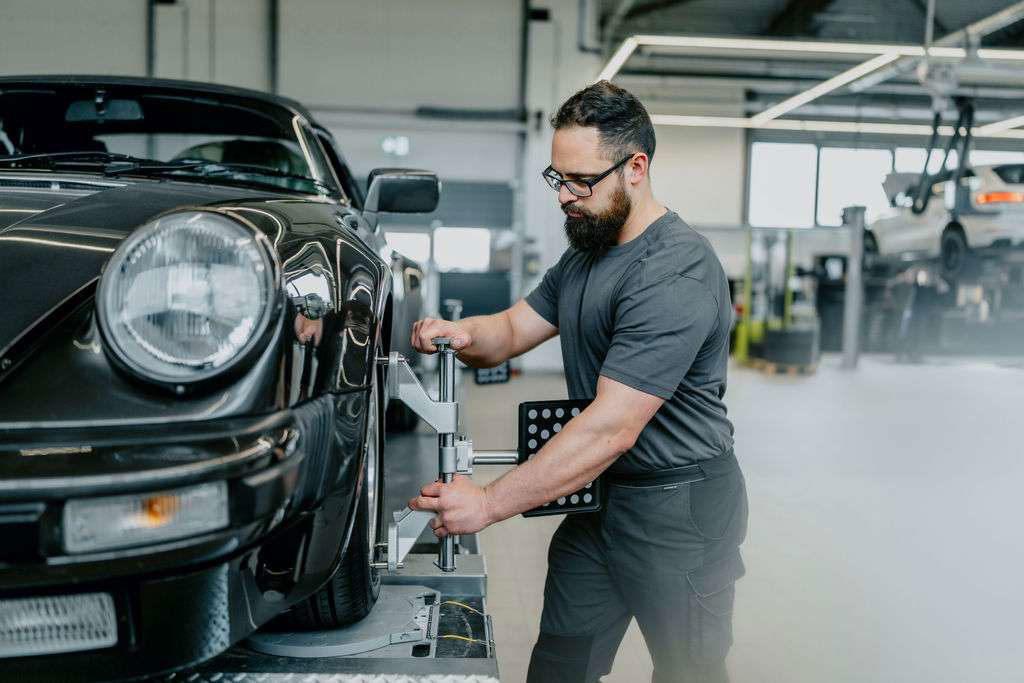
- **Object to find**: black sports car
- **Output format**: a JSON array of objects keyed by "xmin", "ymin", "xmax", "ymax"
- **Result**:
[{"xmin": 0, "ymin": 76, "xmax": 436, "ymax": 681}]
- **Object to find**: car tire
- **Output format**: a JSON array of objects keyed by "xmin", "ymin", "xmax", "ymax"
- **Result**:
[
  {"xmin": 939, "ymin": 226, "xmax": 971, "ymax": 282},
  {"xmin": 281, "ymin": 360, "xmax": 385, "ymax": 630}
]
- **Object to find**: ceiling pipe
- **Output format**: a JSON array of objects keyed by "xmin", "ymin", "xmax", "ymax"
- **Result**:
[
  {"xmin": 602, "ymin": 0, "xmax": 637, "ymax": 56},
  {"xmin": 578, "ymin": 0, "xmax": 602, "ymax": 54}
]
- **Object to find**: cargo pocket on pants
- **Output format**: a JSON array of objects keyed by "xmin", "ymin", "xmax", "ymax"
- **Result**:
[{"xmin": 686, "ymin": 550, "xmax": 745, "ymax": 667}]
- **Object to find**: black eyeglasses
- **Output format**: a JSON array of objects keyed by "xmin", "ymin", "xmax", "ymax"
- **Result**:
[{"xmin": 541, "ymin": 154, "xmax": 634, "ymax": 198}]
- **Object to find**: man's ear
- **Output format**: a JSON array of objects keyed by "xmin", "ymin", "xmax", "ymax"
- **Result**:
[{"xmin": 628, "ymin": 153, "xmax": 649, "ymax": 185}]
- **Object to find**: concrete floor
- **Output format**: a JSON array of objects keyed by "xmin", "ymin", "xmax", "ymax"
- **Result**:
[{"xmin": 387, "ymin": 354, "xmax": 1024, "ymax": 682}]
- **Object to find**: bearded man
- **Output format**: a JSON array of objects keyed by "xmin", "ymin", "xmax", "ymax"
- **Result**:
[{"xmin": 408, "ymin": 81, "xmax": 748, "ymax": 683}]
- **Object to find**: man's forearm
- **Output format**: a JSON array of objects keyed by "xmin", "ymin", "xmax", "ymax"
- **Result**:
[
  {"xmin": 481, "ymin": 405, "xmax": 634, "ymax": 522},
  {"xmin": 454, "ymin": 312, "xmax": 514, "ymax": 368}
]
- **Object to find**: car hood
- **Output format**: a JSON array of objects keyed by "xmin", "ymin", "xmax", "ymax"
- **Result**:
[{"xmin": 0, "ymin": 175, "xmax": 279, "ymax": 354}]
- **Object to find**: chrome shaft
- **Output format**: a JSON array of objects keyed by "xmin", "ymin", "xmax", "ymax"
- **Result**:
[{"xmin": 434, "ymin": 338, "xmax": 457, "ymax": 572}]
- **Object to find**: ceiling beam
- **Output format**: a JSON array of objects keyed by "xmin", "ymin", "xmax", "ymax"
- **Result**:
[{"xmin": 763, "ymin": 0, "xmax": 838, "ymax": 37}]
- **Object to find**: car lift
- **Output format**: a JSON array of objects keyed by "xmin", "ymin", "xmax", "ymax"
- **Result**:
[{"xmin": 175, "ymin": 339, "xmax": 541, "ymax": 682}]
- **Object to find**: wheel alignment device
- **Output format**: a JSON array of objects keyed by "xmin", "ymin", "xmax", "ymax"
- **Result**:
[{"xmin": 377, "ymin": 338, "xmax": 518, "ymax": 573}]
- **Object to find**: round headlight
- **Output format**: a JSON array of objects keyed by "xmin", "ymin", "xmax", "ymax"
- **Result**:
[{"xmin": 97, "ymin": 210, "xmax": 278, "ymax": 385}]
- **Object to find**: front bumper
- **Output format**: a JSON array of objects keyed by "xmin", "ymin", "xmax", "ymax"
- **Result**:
[{"xmin": 0, "ymin": 397, "xmax": 365, "ymax": 681}]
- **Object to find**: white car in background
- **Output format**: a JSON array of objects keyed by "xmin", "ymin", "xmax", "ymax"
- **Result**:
[{"xmin": 868, "ymin": 164, "xmax": 1024, "ymax": 279}]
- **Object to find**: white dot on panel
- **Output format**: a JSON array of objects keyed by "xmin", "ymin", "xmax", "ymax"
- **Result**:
[
  {"xmin": 553, "ymin": 424, "xmax": 561, "ymax": 432},
  {"xmin": 556, "ymin": 408, "xmax": 564, "ymax": 418},
  {"xmin": 543, "ymin": 501, "xmax": 550, "ymax": 506},
  {"xmin": 541, "ymin": 430, "xmax": 549, "ymax": 439},
  {"xmin": 557, "ymin": 497, "xmax": 566, "ymax": 505},
  {"xmin": 528, "ymin": 439, "xmax": 537, "ymax": 449},
  {"xmin": 584, "ymin": 482, "xmax": 592, "ymax": 489},
  {"xmin": 528, "ymin": 409, "xmax": 537, "ymax": 419},
  {"xmin": 570, "ymin": 494, "xmax": 579, "ymax": 504},
  {"xmin": 528, "ymin": 424, "xmax": 537, "ymax": 434},
  {"xmin": 571, "ymin": 407, "xmax": 580, "ymax": 416},
  {"xmin": 542, "ymin": 409, "xmax": 551, "ymax": 418},
  {"xmin": 583, "ymin": 493, "xmax": 593, "ymax": 503}
]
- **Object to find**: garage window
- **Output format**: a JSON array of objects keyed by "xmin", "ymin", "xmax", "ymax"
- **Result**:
[
  {"xmin": 385, "ymin": 232, "xmax": 431, "ymax": 264},
  {"xmin": 433, "ymin": 227, "xmax": 491, "ymax": 272},
  {"xmin": 748, "ymin": 140, "xmax": 1024, "ymax": 228},
  {"xmin": 816, "ymin": 148, "xmax": 893, "ymax": 227},
  {"xmin": 748, "ymin": 142, "xmax": 817, "ymax": 228},
  {"xmin": 895, "ymin": 147, "xmax": 958, "ymax": 174}
]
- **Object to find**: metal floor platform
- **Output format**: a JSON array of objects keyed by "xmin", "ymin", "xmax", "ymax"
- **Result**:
[{"xmin": 171, "ymin": 549, "xmax": 500, "ymax": 683}]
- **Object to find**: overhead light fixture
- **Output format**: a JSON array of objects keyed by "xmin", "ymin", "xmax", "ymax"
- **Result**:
[
  {"xmin": 649, "ymin": 114, "xmax": 1024, "ymax": 139},
  {"xmin": 597, "ymin": 36, "xmax": 639, "ymax": 83},
  {"xmin": 976, "ymin": 113, "xmax": 1024, "ymax": 136},
  {"xmin": 749, "ymin": 53, "xmax": 900, "ymax": 125},
  {"xmin": 597, "ymin": 35, "xmax": 1024, "ymax": 130}
]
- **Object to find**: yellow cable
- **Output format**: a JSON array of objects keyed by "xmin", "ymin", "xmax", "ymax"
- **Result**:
[
  {"xmin": 439, "ymin": 634, "xmax": 489, "ymax": 645},
  {"xmin": 442, "ymin": 599, "xmax": 483, "ymax": 616}
]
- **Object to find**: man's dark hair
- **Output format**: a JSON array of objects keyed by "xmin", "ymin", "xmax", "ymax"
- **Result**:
[{"xmin": 550, "ymin": 80, "xmax": 656, "ymax": 163}]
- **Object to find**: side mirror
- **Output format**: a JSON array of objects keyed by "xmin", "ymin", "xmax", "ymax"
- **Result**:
[{"xmin": 363, "ymin": 169, "xmax": 440, "ymax": 231}]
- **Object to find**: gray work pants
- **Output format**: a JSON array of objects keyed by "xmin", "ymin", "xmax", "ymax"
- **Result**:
[{"xmin": 527, "ymin": 454, "xmax": 748, "ymax": 683}]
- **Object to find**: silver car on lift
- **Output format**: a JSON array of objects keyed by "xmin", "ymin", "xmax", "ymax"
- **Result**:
[{"xmin": 870, "ymin": 163, "xmax": 1024, "ymax": 278}]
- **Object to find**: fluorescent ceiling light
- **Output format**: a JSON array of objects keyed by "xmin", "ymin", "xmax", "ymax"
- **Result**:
[
  {"xmin": 649, "ymin": 114, "xmax": 1024, "ymax": 139},
  {"xmin": 597, "ymin": 35, "xmax": 1024, "ymax": 129},
  {"xmin": 976, "ymin": 113, "xmax": 1024, "ymax": 136},
  {"xmin": 596, "ymin": 37, "xmax": 638, "ymax": 82},
  {"xmin": 750, "ymin": 53, "xmax": 900, "ymax": 125},
  {"xmin": 597, "ymin": 35, "xmax": 1024, "ymax": 83}
]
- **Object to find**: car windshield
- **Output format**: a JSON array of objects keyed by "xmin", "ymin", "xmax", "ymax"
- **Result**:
[{"xmin": 0, "ymin": 83, "xmax": 338, "ymax": 196}]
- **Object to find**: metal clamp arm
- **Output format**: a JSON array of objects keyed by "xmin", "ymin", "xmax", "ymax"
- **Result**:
[{"xmin": 385, "ymin": 351, "xmax": 458, "ymax": 434}]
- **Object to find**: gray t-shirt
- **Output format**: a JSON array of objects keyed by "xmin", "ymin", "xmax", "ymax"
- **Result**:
[{"xmin": 525, "ymin": 210, "xmax": 734, "ymax": 474}]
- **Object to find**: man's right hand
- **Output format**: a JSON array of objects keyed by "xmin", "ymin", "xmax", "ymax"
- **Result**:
[{"xmin": 410, "ymin": 317, "xmax": 472, "ymax": 354}]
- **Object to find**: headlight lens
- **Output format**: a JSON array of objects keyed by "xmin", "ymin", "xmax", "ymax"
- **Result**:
[{"xmin": 98, "ymin": 211, "xmax": 277, "ymax": 383}]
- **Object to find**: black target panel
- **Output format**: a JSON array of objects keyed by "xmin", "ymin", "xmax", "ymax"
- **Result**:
[{"xmin": 517, "ymin": 399, "xmax": 601, "ymax": 517}]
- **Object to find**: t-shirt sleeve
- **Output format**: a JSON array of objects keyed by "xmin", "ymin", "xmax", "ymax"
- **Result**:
[
  {"xmin": 599, "ymin": 272, "xmax": 720, "ymax": 400},
  {"xmin": 524, "ymin": 256, "xmax": 564, "ymax": 327}
]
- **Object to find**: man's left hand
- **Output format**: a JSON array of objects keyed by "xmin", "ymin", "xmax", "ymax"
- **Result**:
[{"xmin": 408, "ymin": 475, "xmax": 494, "ymax": 538}]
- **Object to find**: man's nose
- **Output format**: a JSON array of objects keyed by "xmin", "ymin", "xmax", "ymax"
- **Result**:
[{"xmin": 558, "ymin": 185, "xmax": 577, "ymax": 205}]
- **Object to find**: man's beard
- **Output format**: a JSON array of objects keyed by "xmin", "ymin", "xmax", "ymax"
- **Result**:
[{"xmin": 562, "ymin": 185, "xmax": 632, "ymax": 254}]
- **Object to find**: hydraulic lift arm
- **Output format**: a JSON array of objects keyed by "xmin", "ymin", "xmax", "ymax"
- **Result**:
[{"xmin": 912, "ymin": 97, "xmax": 975, "ymax": 217}]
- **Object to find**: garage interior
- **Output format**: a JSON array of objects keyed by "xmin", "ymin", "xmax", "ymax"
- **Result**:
[{"xmin": 3, "ymin": 1, "xmax": 1024, "ymax": 682}]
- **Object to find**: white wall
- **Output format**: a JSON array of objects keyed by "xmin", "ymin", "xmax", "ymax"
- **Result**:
[
  {"xmin": 650, "ymin": 126, "xmax": 746, "ymax": 226},
  {"xmin": 0, "ymin": 0, "xmax": 147, "ymax": 76},
  {"xmin": 314, "ymin": 110, "xmax": 520, "ymax": 183},
  {"xmin": 278, "ymin": 0, "xmax": 521, "ymax": 111},
  {"xmin": 153, "ymin": 0, "xmax": 270, "ymax": 89}
]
